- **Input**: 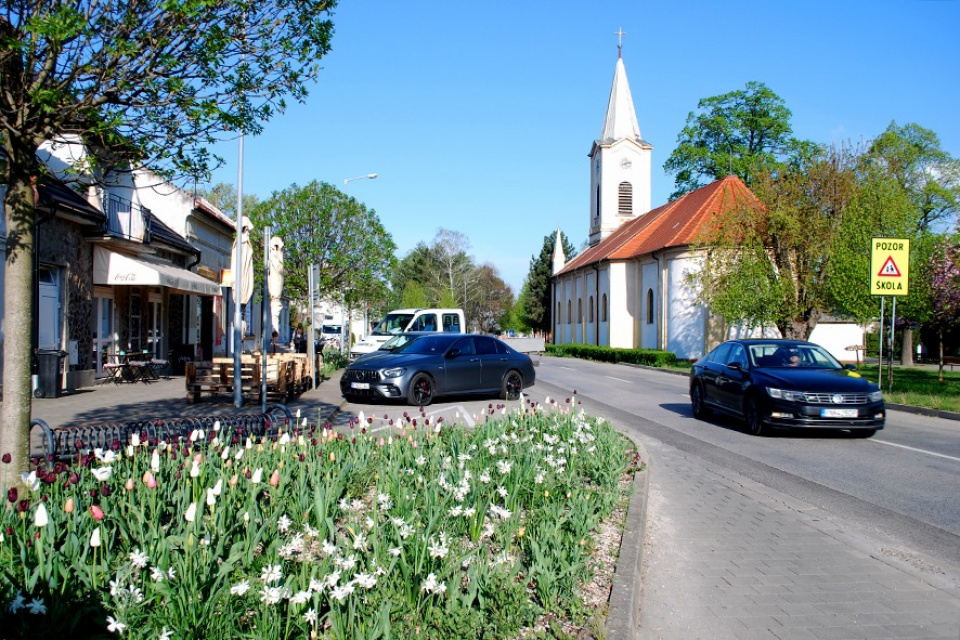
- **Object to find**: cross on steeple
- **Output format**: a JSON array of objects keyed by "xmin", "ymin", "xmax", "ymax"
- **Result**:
[{"xmin": 615, "ymin": 27, "xmax": 626, "ymax": 57}]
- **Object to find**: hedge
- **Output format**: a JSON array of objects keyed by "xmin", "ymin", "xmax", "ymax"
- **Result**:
[{"xmin": 545, "ymin": 343, "xmax": 678, "ymax": 367}]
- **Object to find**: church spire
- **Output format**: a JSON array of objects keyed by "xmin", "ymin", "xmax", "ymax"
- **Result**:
[
  {"xmin": 552, "ymin": 228, "xmax": 566, "ymax": 275},
  {"xmin": 600, "ymin": 31, "xmax": 641, "ymax": 143}
]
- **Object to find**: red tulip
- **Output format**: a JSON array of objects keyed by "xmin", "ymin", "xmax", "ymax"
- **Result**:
[{"xmin": 90, "ymin": 505, "xmax": 105, "ymax": 521}]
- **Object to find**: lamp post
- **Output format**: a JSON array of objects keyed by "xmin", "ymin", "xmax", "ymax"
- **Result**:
[{"xmin": 338, "ymin": 173, "xmax": 377, "ymax": 353}]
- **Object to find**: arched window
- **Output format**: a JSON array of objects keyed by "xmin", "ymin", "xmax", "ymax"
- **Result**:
[
  {"xmin": 589, "ymin": 296, "xmax": 594, "ymax": 323},
  {"xmin": 556, "ymin": 301, "xmax": 561, "ymax": 325},
  {"xmin": 618, "ymin": 182, "xmax": 633, "ymax": 216},
  {"xmin": 601, "ymin": 294, "xmax": 608, "ymax": 322},
  {"xmin": 646, "ymin": 289, "xmax": 654, "ymax": 324},
  {"xmin": 567, "ymin": 300, "xmax": 572, "ymax": 325},
  {"xmin": 577, "ymin": 298, "xmax": 583, "ymax": 323}
]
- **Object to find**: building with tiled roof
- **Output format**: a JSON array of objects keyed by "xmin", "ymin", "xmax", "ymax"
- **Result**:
[{"xmin": 552, "ymin": 46, "xmax": 865, "ymax": 361}]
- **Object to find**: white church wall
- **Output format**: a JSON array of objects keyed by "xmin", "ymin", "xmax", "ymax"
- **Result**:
[
  {"xmin": 608, "ymin": 262, "xmax": 633, "ymax": 348},
  {"xmin": 599, "ymin": 267, "xmax": 610, "ymax": 346},
  {"xmin": 666, "ymin": 256, "xmax": 705, "ymax": 360},
  {"xmin": 640, "ymin": 261, "xmax": 659, "ymax": 349}
]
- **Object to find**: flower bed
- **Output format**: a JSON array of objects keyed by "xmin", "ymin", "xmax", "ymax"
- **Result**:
[{"xmin": 0, "ymin": 396, "xmax": 635, "ymax": 639}]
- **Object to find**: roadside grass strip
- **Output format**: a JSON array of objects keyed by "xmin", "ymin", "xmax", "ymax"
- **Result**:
[{"xmin": 0, "ymin": 394, "xmax": 637, "ymax": 640}]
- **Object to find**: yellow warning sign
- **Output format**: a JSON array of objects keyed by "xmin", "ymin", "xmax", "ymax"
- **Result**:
[{"xmin": 870, "ymin": 238, "xmax": 910, "ymax": 296}]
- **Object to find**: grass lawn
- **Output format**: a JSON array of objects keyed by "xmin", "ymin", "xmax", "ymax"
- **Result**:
[{"xmin": 858, "ymin": 364, "xmax": 960, "ymax": 413}]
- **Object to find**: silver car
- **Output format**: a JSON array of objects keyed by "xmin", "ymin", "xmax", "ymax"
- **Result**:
[{"xmin": 340, "ymin": 333, "xmax": 536, "ymax": 406}]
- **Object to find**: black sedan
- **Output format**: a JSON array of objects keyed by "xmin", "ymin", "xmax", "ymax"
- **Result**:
[
  {"xmin": 690, "ymin": 339, "xmax": 885, "ymax": 436},
  {"xmin": 340, "ymin": 333, "xmax": 536, "ymax": 406}
]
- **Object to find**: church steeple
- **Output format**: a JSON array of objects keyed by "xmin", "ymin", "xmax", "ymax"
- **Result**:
[
  {"xmin": 588, "ymin": 32, "xmax": 652, "ymax": 247},
  {"xmin": 552, "ymin": 228, "xmax": 566, "ymax": 275}
]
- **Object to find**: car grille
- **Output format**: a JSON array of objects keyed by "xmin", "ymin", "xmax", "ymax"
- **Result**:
[
  {"xmin": 801, "ymin": 392, "xmax": 870, "ymax": 404},
  {"xmin": 343, "ymin": 369, "xmax": 380, "ymax": 383}
]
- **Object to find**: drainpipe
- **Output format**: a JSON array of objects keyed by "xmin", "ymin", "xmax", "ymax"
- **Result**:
[{"xmin": 593, "ymin": 262, "xmax": 600, "ymax": 346}]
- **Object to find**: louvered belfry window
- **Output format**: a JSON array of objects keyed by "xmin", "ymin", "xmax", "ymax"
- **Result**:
[{"xmin": 618, "ymin": 182, "xmax": 633, "ymax": 216}]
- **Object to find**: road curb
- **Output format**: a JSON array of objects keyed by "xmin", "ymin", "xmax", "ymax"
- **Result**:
[{"xmin": 605, "ymin": 437, "xmax": 649, "ymax": 640}]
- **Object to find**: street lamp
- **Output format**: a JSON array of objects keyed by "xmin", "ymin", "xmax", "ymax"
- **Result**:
[
  {"xmin": 339, "ymin": 173, "xmax": 377, "ymax": 353},
  {"xmin": 343, "ymin": 173, "xmax": 378, "ymax": 194}
]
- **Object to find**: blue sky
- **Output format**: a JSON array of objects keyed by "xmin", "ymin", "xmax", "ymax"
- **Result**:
[{"xmin": 208, "ymin": 0, "xmax": 960, "ymax": 295}]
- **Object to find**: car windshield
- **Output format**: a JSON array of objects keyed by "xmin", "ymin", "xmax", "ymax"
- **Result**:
[
  {"xmin": 748, "ymin": 343, "xmax": 842, "ymax": 369},
  {"xmin": 372, "ymin": 313, "xmax": 414, "ymax": 336},
  {"xmin": 393, "ymin": 334, "xmax": 458, "ymax": 355},
  {"xmin": 379, "ymin": 334, "xmax": 420, "ymax": 351},
  {"xmin": 321, "ymin": 326, "xmax": 341, "ymax": 335}
]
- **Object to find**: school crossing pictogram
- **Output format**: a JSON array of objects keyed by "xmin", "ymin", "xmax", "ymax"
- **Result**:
[{"xmin": 877, "ymin": 256, "xmax": 901, "ymax": 277}]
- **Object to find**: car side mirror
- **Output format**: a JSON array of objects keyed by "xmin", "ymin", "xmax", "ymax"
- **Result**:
[
  {"xmin": 726, "ymin": 362, "xmax": 743, "ymax": 371},
  {"xmin": 447, "ymin": 348, "xmax": 461, "ymax": 358},
  {"xmin": 844, "ymin": 364, "xmax": 857, "ymax": 371}
]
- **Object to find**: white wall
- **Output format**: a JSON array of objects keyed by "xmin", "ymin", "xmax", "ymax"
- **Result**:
[{"xmin": 666, "ymin": 256, "xmax": 705, "ymax": 360}]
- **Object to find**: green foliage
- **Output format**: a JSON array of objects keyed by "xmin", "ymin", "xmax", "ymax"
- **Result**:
[
  {"xmin": 546, "ymin": 343, "xmax": 677, "ymax": 367},
  {"xmin": 400, "ymin": 281, "xmax": 428, "ymax": 308},
  {"xmin": 524, "ymin": 231, "xmax": 577, "ymax": 335},
  {"xmin": 248, "ymin": 181, "xmax": 396, "ymax": 320},
  {"xmin": 664, "ymin": 81, "xmax": 816, "ymax": 199}
]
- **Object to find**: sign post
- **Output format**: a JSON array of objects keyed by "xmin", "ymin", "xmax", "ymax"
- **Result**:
[{"xmin": 871, "ymin": 238, "xmax": 910, "ymax": 393}]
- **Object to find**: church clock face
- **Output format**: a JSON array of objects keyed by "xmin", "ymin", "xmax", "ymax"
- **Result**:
[{"xmin": 620, "ymin": 158, "xmax": 632, "ymax": 170}]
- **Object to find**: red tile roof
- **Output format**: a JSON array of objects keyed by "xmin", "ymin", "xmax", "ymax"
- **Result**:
[{"xmin": 557, "ymin": 175, "xmax": 760, "ymax": 275}]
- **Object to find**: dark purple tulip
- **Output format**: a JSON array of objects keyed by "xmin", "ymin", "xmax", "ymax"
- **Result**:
[
  {"xmin": 1, "ymin": 453, "xmax": 11, "ymax": 464},
  {"xmin": 7, "ymin": 488, "xmax": 17, "ymax": 503},
  {"xmin": 89, "ymin": 489, "xmax": 97, "ymax": 499},
  {"xmin": 17, "ymin": 499, "xmax": 30, "ymax": 512},
  {"xmin": 100, "ymin": 484, "xmax": 112, "ymax": 497},
  {"xmin": 69, "ymin": 472, "xmax": 80, "ymax": 485}
]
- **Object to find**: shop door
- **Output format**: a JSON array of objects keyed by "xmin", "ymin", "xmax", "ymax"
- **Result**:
[
  {"xmin": 92, "ymin": 294, "xmax": 116, "ymax": 375},
  {"xmin": 147, "ymin": 299, "xmax": 163, "ymax": 358},
  {"xmin": 38, "ymin": 266, "xmax": 61, "ymax": 350}
]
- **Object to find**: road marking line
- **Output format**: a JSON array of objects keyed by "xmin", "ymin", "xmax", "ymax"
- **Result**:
[
  {"xmin": 606, "ymin": 376, "xmax": 631, "ymax": 383},
  {"xmin": 871, "ymin": 439, "xmax": 960, "ymax": 463}
]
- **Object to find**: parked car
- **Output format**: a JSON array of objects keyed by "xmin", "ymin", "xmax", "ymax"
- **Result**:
[
  {"xmin": 349, "ymin": 308, "xmax": 465, "ymax": 361},
  {"xmin": 341, "ymin": 333, "xmax": 535, "ymax": 406},
  {"xmin": 689, "ymin": 339, "xmax": 885, "ymax": 437}
]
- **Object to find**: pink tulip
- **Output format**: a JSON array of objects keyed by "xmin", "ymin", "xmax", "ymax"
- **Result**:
[
  {"xmin": 64, "ymin": 497, "xmax": 75, "ymax": 514},
  {"xmin": 125, "ymin": 478, "xmax": 135, "ymax": 491},
  {"xmin": 269, "ymin": 470, "xmax": 280, "ymax": 487},
  {"xmin": 142, "ymin": 471, "xmax": 157, "ymax": 489},
  {"xmin": 90, "ymin": 505, "xmax": 104, "ymax": 521}
]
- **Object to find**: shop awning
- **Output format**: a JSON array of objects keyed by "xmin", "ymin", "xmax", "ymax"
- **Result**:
[{"xmin": 93, "ymin": 247, "xmax": 221, "ymax": 297}]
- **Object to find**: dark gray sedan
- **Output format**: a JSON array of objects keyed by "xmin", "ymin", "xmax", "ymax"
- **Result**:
[{"xmin": 340, "ymin": 333, "xmax": 536, "ymax": 406}]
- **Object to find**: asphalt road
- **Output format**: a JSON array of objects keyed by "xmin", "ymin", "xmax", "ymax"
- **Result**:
[{"xmin": 531, "ymin": 355, "xmax": 960, "ymax": 571}]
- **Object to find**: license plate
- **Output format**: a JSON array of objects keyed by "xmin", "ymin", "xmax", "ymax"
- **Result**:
[
  {"xmin": 821, "ymin": 408, "xmax": 858, "ymax": 418},
  {"xmin": 351, "ymin": 382, "xmax": 370, "ymax": 390}
]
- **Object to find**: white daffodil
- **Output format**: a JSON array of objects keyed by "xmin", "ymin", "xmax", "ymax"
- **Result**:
[
  {"xmin": 129, "ymin": 548, "xmax": 148, "ymax": 569},
  {"xmin": 106, "ymin": 615, "xmax": 126, "ymax": 634},
  {"xmin": 230, "ymin": 580, "xmax": 251, "ymax": 596},
  {"xmin": 260, "ymin": 564, "xmax": 282, "ymax": 584}
]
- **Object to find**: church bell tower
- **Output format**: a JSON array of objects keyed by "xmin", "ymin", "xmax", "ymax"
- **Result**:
[{"xmin": 588, "ymin": 31, "xmax": 652, "ymax": 247}]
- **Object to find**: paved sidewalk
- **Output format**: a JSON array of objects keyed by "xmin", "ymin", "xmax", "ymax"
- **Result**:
[{"xmin": 637, "ymin": 437, "xmax": 960, "ymax": 640}]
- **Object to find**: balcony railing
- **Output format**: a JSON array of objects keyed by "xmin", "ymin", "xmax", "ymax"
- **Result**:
[{"xmin": 106, "ymin": 194, "xmax": 150, "ymax": 242}]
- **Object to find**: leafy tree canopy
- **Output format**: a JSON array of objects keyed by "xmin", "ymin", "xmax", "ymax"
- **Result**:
[
  {"xmin": 664, "ymin": 81, "xmax": 816, "ymax": 199},
  {"xmin": 248, "ymin": 181, "xmax": 396, "ymax": 323}
]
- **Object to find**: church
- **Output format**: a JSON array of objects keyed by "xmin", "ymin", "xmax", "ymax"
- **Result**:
[{"xmin": 550, "ymin": 44, "xmax": 861, "ymax": 361}]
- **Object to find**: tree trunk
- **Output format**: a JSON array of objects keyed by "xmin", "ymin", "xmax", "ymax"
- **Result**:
[
  {"xmin": 901, "ymin": 326, "xmax": 914, "ymax": 366},
  {"xmin": 1, "ymin": 169, "xmax": 37, "ymax": 488}
]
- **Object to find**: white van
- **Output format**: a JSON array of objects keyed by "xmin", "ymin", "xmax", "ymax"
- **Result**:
[{"xmin": 349, "ymin": 308, "xmax": 465, "ymax": 361}]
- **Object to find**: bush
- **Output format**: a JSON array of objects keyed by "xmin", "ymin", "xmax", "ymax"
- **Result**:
[{"xmin": 547, "ymin": 343, "xmax": 677, "ymax": 367}]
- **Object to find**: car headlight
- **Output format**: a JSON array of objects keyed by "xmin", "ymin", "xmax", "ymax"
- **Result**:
[
  {"xmin": 381, "ymin": 367, "xmax": 406, "ymax": 379},
  {"xmin": 766, "ymin": 388, "xmax": 806, "ymax": 402},
  {"xmin": 868, "ymin": 390, "xmax": 883, "ymax": 403}
]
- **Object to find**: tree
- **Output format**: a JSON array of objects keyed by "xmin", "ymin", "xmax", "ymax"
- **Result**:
[
  {"xmin": 248, "ymin": 181, "xmax": 395, "ymax": 326},
  {"xmin": 0, "ymin": 1, "xmax": 337, "ymax": 481},
  {"xmin": 196, "ymin": 181, "xmax": 260, "ymax": 218},
  {"xmin": 465, "ymin": 264, "xmax": 513, "ymax": 334},
  {"xmin": 868, "ymin": 122, "xmax": 960, "ymax": 233},
  {"xmin": 523, "ymin": 230, "xmax": 576, "ymax": 337},
  {"xmin": 664, "ymin": 81, "xmax": 816, "ymax": 199},
  {"xmin": 924, "ymin": 239, "xmax": 960, "ymax": 380},
  {"xmin": 693, "ymin": 144, "xmax": 915, "ymax": 340}
]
